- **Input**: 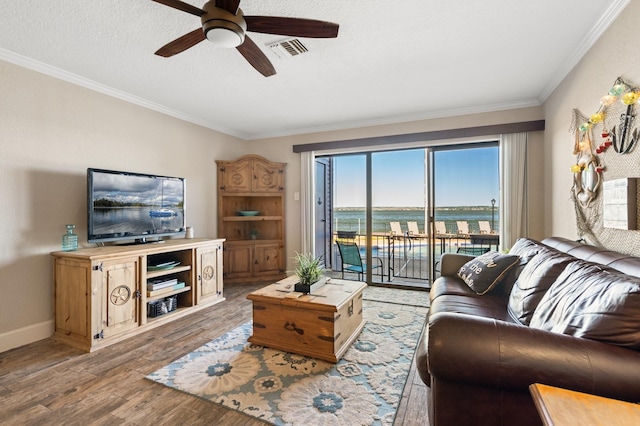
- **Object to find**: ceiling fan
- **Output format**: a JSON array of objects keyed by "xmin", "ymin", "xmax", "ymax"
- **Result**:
[{"xmin": 151, "ymin": 0, "xmax": 339, "ymax": 77}]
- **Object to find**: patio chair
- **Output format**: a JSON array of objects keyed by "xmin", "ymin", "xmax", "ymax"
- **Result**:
[
  {"xmin": 407, "ymin": 221, "xmax": 424, "ymax": 236},
  {"xmin": 336, "ymin": 241, "xmax": 384, "ymax": 282},
  {"xmin": 435, "ymin": 221, "xmax": 448, "ymax": 235},
  {"xmin": 456, "ymin": 221, "xmax": 470, "ymax": 236},
  {"xmin": 478, "ymin": 220, "xmax": 492, "ymax": 234},
  {"xmin": 390, "ymin": 221, "xmax": 403, "ymax": 236}
]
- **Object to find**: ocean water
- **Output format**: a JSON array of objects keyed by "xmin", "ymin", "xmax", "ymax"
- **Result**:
[{"xmin": 333, "ymin": 207, "xmax": 499, "ymax": 234}]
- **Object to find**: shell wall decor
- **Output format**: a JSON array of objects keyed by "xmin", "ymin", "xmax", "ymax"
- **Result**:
[{"xmin": 570, "ymin": 76, "xmax": 640, "ymax": 254}]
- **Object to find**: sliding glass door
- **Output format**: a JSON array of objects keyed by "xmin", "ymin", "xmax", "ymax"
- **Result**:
[
  {"xmin": 429, "ymin": 143, "xmax": 500, "ymax": 278},
  {"xmin": 371, "ymin": 150, "xmax": 428, "ymax": 283},
  {"xmin": 319, "ymin": 141, "xmax": 498, "ymax": 287},
  {"xmin": 330, "ymin": 150, "xmax": 427, "ymax": 285}
]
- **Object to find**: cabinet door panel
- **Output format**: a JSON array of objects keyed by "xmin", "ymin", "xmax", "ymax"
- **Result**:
[
  {"xmin": 198, "ymin": 244, "xmax": 223, "ymax": 302},
  {"xmin": 253, "ymin": 161, "xmax": 284, "ymax": 193},
  {"xmin": 55, "ymin": 260, "xmax": 89, "ymax": 339},
  {"xmin": 224, "ymin": 244, "xmax": 253, "ymax": 279},
  {"xmin": 102, "ymin": 261, "xmax": 139, "ymax": 338},
  {"xmin": 220, "ymin": 159, "xmax": 251, "ymax": 192},
  {"xmin": 254, "ymin": 243, "xmax": 284, "ymax": 275}
]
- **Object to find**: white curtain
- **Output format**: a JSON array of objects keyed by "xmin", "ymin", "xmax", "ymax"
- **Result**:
[
  {"xmin": 499, "ymin": 132, "xmax": 528, "ymax": 250},
  {"xmin": 300, "ymin": 151, "xmax": 315, "ymax": 255}
]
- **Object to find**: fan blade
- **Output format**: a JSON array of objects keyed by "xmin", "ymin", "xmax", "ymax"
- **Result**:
[
  {"xmin": 236, "ymin": 35, "xmax": 276, "ymax": 77},
  {"xmin": 151, "ymin": 0, "xmax": 205, "ymax": 16},
  {"xmin": 155, "ymin": 28, "xmax": 206, "ymax": 57},
  {"xmin": 215, "ymin": 0, "xmax": 240, "ymax": 14},
  {"xmin": 245, "ymin": 16, "xmax": 339, "ymax": 38}
]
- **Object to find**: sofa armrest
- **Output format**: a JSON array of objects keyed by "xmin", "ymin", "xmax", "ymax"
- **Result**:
[
  {"xmin": 440, "ymin": 253, "xmax": 474, "ymax": 277},
  {"xmin": 428, "ymin": 312, "xmax": 640, "ymax": 402}
]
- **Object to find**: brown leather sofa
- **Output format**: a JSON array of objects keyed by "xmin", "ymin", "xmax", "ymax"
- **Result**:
[{"xmin": 416, "ymin": 237, "xmax": 640, "ymax": 426}]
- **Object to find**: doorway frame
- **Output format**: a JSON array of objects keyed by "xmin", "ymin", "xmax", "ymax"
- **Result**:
[
  {"xmin": 313, "ymin": 141, "xmax": 500, "ymax": 286},
  {"xmin": 297, "ymin": 121, "xmax": 541, "ymax": 281}
]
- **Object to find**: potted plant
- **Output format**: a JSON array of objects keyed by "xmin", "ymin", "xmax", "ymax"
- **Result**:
[{"xmin": 293, "ymin": 252, "xmax": 325, "ymax": 294}]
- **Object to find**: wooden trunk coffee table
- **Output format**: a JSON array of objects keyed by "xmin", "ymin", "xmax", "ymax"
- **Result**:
[{"xmin": 247, "ymin": 276, "xmax": 366, "ymax": 363}]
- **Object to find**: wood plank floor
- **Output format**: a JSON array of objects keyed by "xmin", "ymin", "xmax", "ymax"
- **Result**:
[{"xmin": 0, "ymin": 282, "xmax": 430, "ymax": 425}]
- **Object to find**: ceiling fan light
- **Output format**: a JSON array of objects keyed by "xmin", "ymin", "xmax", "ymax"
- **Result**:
[
  {"xmin": 201, "ymin": 4, "xmax": 247, "ymax": 48},
  {"xmin": 205, "ymin": 27, "xmax": 245, "ymax": 48}
]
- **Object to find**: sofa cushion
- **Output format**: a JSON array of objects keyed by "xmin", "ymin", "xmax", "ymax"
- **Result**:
[
  {"xmin": 509, "ymin": 237, "xmax": 544, "ymax": 259},
  {"xmin": 509, "ymin": 238, "xmax": 545, "ymax": 275},
  {"xmin": 507, "ymin": 248, "xmax": 575, "ymax": 325},
  {"xmin": 429, "ymin": 294, "xmax": 514, "ymax": 322},
  {"xmin": 492, "ymin": 237, "xmax": 547, "ymax": 297},
  {"xmin": 457, "ymin": 251, "xmax": 520, "ymax": 295},
  {"xmin": 530, "ymin": 260, "xmax": 640, "ymax": 349},
  {"xmin": 430, "ymin": 275, "xmax": 481, "ymax": 301}
]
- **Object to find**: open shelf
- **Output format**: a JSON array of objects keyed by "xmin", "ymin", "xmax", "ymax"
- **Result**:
[
  {"xmin": 146, "ymin": 306, "xmax": 187, "ymax": 323},
  {"xmin": 147, "ymin": 285, "xmax": 191, "ymax": 301},
  {"xmin": 223, "ymin": 215, "xmax": 282, "ymax": 221},
  {"xmin": 146, "ymin": 265, "xmax": 191, "ymax": 280}
]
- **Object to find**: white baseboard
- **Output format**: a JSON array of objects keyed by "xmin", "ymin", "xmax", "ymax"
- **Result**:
[{"xmin": 0, "ymin": 320, "xmax": 54, "ymax": 353}]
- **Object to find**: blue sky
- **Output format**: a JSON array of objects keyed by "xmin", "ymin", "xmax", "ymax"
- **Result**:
[{"xmin": 333, "ymin": 146, "xmax": 499, "ymax": 207}]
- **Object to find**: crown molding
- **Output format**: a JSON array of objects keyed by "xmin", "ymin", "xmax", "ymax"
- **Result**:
[
  {"xmin": 2, "ymin": 46, "xmax": 543, "ymax": 141},
  {"xmin": 247, "ymin": 99, "xmax": 542, "ymax": 141},
  {"xmin": 0, "ymin": 48, "xmax": 249, "ymax": 139}
]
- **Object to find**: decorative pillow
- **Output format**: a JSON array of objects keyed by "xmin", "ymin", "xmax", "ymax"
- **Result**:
[
  {"xmin": 530, "ymin": 260, "xmax": 640, "ymax": 349},
  {"xmin": 457, "ymin": 251, "xmax": 520, "ymax": 295},
  {"xmin": 507, "ymin": 248, "xmax": 575, "ymax": 325}
]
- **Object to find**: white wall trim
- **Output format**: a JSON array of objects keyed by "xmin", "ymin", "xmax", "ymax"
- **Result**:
[
  {"xmin": 0, "ymin": 48, "xmax": 246, "ymax": 139},
  {"xmin": 0, "ymin": 320, "xmax": 54, "ymax": 353},
  {"xmin": 248, "ymin": 99, "xmax": 541, "ymax": 140},
  {"xmin": 0, "ymin": 48, "xmax": 541, "ymax": 142}
]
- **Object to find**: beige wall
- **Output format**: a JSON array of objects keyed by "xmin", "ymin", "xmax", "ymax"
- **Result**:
[
  {"xmin": 543, "ymin": 0, "xmax": 640, "ymax": 252},
  {"xmin": 0, "ymin": 60, "xmax": 247, "ymax": 352}
]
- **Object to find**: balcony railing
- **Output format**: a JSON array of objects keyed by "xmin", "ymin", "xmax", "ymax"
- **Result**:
[
  {"xmin": 331, "ymin": 232, "xmax": 431, "ymax": 285},
  {"xmin": 331, "ymin": 231, "xmax": 499, "ymax": 286}
]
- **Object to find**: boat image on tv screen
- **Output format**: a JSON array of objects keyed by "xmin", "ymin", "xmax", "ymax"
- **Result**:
[{"xmin": 87, "ymin": 168, "xmax": 186, "ymax": 243}]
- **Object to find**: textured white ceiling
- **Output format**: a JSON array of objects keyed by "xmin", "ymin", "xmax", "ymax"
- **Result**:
[{"xmin": 0, "ymin": 0, "xmax": 629, "ymax": 139}]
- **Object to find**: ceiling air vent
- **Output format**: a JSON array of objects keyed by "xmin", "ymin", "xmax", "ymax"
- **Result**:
[{"xmin": 269, "ymin": 38, "xmax": 309, "ymax": 59}]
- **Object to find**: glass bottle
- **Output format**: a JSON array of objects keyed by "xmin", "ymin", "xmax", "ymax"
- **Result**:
[{"xmin": 62, "ymin": 224, "xmax": 78, "ymax": 251}]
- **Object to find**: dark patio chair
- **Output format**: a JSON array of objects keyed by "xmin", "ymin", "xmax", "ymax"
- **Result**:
[{"xmin": 336, "ymin": 241, "xmax": 384, "ymax": 282}]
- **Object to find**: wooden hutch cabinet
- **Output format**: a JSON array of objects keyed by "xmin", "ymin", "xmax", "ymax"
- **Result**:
[
  {"xmin": 216, "ymin": 154, "xmax": 286, "ymax": 283},
  {"xmin": 52, "ymin": 238, "xmax": 224, "ymax": 352}
]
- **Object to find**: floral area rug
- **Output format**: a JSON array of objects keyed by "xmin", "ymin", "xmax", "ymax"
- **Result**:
[
  {"xmin": 362, "ymin": 286, "xmax": 430, "ymax": 308},
  {"xmin": 146, "ymin": 299, "xmax": 428, "ymax": 425}
]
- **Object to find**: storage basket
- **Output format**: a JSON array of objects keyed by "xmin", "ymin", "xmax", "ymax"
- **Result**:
[{"xmin": 148, "ymin": 294, "xmax": 178, "ymax": 318}]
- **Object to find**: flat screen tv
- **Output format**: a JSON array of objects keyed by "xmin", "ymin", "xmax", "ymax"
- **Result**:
[{"xmin": 87, "ymin": 168, "xmax": 186, "ymax": 244}]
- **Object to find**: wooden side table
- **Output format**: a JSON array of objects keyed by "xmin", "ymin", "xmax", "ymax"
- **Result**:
[{"xmin": 529, "ymin": 383, "xmax": 640, "ymax": 426}]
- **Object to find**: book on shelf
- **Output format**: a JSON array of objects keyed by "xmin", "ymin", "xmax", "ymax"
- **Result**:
[
  {"xmin": 147, "ymin": 278, "xmax": 178, "ymax": 291},
  {"xmin": 148, "ymin": 282, "xmax": 186, "ymax": 297}
]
